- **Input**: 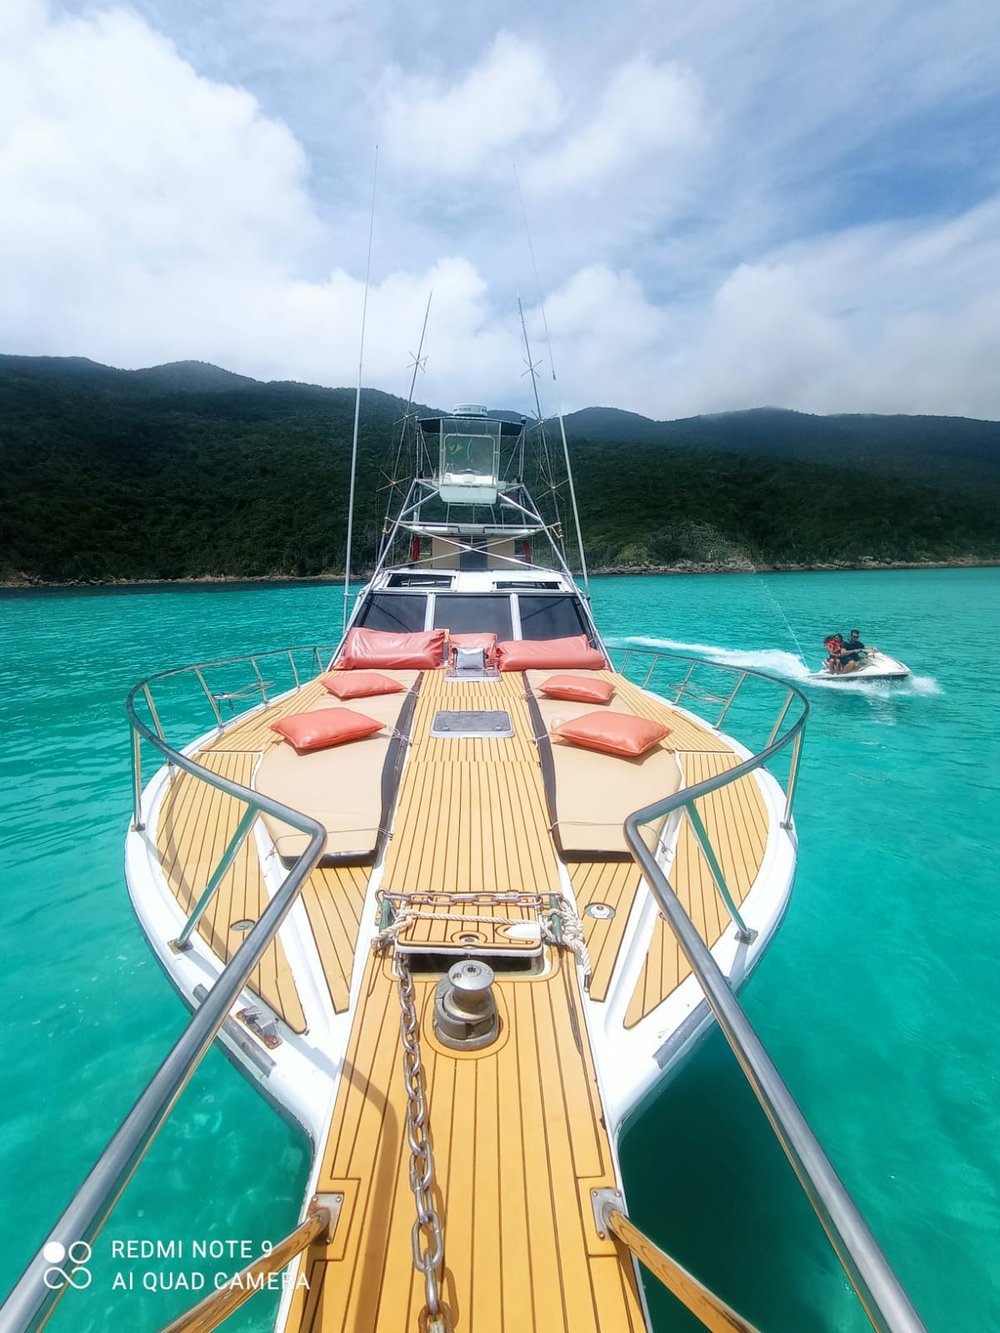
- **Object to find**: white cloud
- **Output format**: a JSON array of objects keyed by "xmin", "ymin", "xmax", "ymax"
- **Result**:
[
  {"xmin": 526, "ymin": 57, "xmax": 705, "ymax": 193},
  {"xmin": 381, "ymin": 34, "xmax": 705, "ymax": 196},
  {"xmin": 381, "ymin": 32, "xmax": 562, "ymax": 175}
]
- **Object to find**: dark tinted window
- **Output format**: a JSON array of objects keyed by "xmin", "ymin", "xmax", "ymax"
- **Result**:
[
  {"xmin": 517, "ymin": 594, "xmax": 589, "ymax": 640},
  {"xmin": 432, "ymin": 594, "xmax": 513, "ymax": 639},
  {"xmin": 357, "ymin": 593, "xmax": 428, "ymax": 632},
  {"xmin": 387, "ymin": 573, "xmax": 452, "ymax": 588},
  {"xmin": 494, "ymin": 580, "xmax": 561, "ymax": 591}
]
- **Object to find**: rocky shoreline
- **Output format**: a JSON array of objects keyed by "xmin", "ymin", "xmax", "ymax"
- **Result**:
[{"xmin": 2, "ymin": 556, "xmax": 997, "ymax": 590}]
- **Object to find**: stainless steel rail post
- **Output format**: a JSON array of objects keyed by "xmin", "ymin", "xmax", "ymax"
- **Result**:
[
  {"xmin": 192, "ymin": 666, "xmax": 223, "ymax": 729},
  {"xmin": 714, "ymin": 671, "xmax": 747, "ymax": 728},
  {"xmin": 249, "ymin": 655, "xmax": 268, "ymax": 704},
  {"xmin": 782, "ymin": 729, "xmax": 804, "ymax": 830},
  {"xmin": 672, "ymin": 660, "xmax": 697, "ymax": 703},
  {"xmin": 683, "ymin": 802, "xmax": 756, "ymax": 943},
  {"xmin": 171, "ymin": 806, "xmax": 258, "ymax": 952},
  {"xmin": 130, "ymin": 728, "xmax": 144, "ymax": 832},
  {"xmin": 287, "ymin": 649, "xmax": 301, "ymax": 689}
]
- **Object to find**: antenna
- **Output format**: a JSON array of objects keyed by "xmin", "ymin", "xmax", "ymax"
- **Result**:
[
  {"xmin": 343, "ymin": 146, "xmax": 378, "ymax": 632},
  {"xmin": 379, "ymin": 289, "xmax": 433, "ymax": 562},
  {"xmin": 517, "ymin": 295, "xmax": 542, "ymax": 477},
  {"xmin": 513, "ymin": 166, "xmax": 591, "ymax": 598}
]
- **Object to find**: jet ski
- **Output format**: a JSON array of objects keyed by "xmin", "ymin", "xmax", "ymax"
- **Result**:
[{"xmin": 812, "ymin": 647, "xmax": 911, "ymax": 682}]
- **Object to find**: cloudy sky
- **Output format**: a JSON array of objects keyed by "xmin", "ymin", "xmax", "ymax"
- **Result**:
[{"xmin": 3, "ymin": 0, "xmax": 1000, "ymax": 419}]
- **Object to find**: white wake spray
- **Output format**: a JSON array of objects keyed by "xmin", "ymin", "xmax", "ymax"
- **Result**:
[
  {"xmin": 609, "ymin": 635, "xmax": 812, "ymax": 679},
  {"xmin": 608, "ymin": 636, "xmax": 942, "ymax": 697}
]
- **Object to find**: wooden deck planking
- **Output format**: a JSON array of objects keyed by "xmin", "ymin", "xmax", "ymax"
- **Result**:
[
  {"xmin": 624, "ymin": 753, "xmax": 770, "ymax": 1028},
  {"xmin": 155, "ymin": 752, "xmax": 307, "ymax": 1033},
  {"xmin": 298, "ymin": 866, "xmax": 369, "ymax": 1013},
  {"xmin": 382, "ymin": 673, "xmax": 560, "ymax": 900},
  {"xmin": 570, "ymin": 862, "xmax": 646, "ymax": 1002},
  {"xmin": 284, "ymin": 954, "xmax": 644, "ymax": 1333}
]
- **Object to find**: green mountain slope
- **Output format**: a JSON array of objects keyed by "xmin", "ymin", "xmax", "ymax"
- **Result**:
[
  {"xmin": 1, "ymin": 356, "xmax": 998, "ymax": 582},
  {"xmin": 565, "ymin": 405, "xmax": 1000, "ymax": 491}
]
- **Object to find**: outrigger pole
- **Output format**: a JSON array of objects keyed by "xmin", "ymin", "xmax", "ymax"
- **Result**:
[
  {"xmin": 514, "ymin": 165, "xmax": 590, "ymax": 598},
  {"xmin": 344, "ymin": 146, "xmax": 378, "ymax": 632}
]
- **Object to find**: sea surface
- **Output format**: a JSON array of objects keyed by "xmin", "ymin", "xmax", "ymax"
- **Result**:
[{"xmin": 0, "ymin": 569, "xmax": 997, "ymax": 1332}]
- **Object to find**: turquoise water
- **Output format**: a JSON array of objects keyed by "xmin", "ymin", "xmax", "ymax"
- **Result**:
[{"xmin": 0, "ymin": 570, "xmax": 997, "ymax": 1330}]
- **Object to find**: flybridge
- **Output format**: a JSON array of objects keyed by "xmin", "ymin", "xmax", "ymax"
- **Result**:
[{"xmin": 419, "ymin": 406, "xmax": 526, "ymax": 506}]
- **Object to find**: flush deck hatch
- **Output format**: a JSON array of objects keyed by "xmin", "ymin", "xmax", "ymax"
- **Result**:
[{"xmin": 430, "ymin": 709, "xmax": 513, "ymax": 739}]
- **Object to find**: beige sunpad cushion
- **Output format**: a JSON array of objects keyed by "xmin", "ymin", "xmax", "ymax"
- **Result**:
[
  {"xmin": 256, "ymin": 731, "xmax": 393, "ymax": 860},
  {"xmin": 255, "ymin": 673, "xmax": 419, "ymax": 859},
  {"xmin": 531, "ymin": 678, "xmax": 681, "ymax": 855}
]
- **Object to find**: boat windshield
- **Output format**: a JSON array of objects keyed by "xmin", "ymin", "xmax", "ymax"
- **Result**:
[
  {"xmin": 432, "ymin": 594, "xmax": 513, "ymax": 639},
  {"xmin": 518, "ymin": 594, "xmax": 589, "ymax": 639},
  {"xmin": 354, "ymin": 591, "xmax": 591, "ymax": 642}
]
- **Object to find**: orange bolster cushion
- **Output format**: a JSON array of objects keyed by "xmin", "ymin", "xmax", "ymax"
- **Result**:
[
  {"xmin": 495, "ymin": 634, "xmax": 606, "ymax": 672},
  {"xmin": 551, "ymin": 711, "xmax": 669, "ymax": 758},
  {"xmin": 271, "ymin": 707, "xmax": 384, "ymax": 753},
  {"xmin": 321, "ymin": 670, "xmax": 405, "ymax": 700},
  {"xmin": 538, "ymin": 673, "xmax": 615, "ymax": 704},
  {"xmin": 338, "ymin": 627, "xmax": 446, "ymax": 670}
]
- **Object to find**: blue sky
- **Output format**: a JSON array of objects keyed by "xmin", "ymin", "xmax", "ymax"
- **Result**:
[{"xmin": 3, "ymin": 0, "xmax": 1000, "ymax": 418}]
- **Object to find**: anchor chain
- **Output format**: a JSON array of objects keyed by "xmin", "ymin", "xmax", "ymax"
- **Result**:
[{"xmin": 396, "ymin": 954, "xmax": 447, "ymax": 1330}]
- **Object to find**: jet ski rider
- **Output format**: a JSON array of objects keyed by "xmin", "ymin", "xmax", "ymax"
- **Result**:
[{"xmin": 840, "ymin": 629, "xmax": 866, "ymax": 668}]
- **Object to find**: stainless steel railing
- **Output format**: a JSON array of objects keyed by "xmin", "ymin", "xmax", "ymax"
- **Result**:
[
  {"xmin": 1, "ymin": 646, "xmax": 338, "ymax": 1332},
  {"xmin": 612, "ymin": 646, "xmax": 809, "ymax": 939},
  {"xmin": 615, "ymin": 648, "xmax": 925, "ymax": 1332},
  {"xmin": 130, "ymin": 645, "xmax": 337, "ymax": 831}
]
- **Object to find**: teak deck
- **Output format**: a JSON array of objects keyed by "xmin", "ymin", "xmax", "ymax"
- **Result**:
[
  {"xmin": 285, "ymin": 955, "xmax": 645, "ymax": 1333},
  {"xmin": 153, "ymin": 666, "xmax": 772, "ymax": 1331}
]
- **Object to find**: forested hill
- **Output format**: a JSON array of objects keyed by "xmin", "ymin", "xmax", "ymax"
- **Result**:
[
  {"xmin": 563, "ymin": 405, "xmax": 1000, "ymax": 490},
  {"xmin": 1, "ymin": 354, "xmax": 999, "ymax": 583}
]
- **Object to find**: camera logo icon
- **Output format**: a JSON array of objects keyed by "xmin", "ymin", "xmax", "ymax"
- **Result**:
[{"xmin": 42, "ymin": 1240, "xmax": 93, "ymax": 1291}]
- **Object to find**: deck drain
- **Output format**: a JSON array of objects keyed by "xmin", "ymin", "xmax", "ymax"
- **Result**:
[
  {"xmin": 231, "ymin": 918, "xmax": 256, "ymax": 932},
  {"xmin": 584, "ymin": 903, "xmax": 615, "ymax": 920}
]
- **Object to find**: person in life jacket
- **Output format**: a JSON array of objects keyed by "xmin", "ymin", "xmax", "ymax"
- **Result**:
[{"xmin": 823, "ymin": 634, "xmax": 845, "ymax": 673}]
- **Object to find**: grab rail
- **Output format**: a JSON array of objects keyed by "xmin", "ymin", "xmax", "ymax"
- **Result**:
[
  {"xmin": 618, "ymin": 653, "xmax": 925, "ymax": 1331},
  {"xmin": 1, "ymin": 648, "xmax": 337, "ymax": 1332},
  {"xmin": 612, "ymin": 646, "xmax": 808, "ymax": 942},
  {"xmin": 159, "ymin": 1203, "xmax": 334, "ymax": 1333},
  {"xmin": 592, "ymin": 1193, "xmax": 759, "ymax": 1333}
]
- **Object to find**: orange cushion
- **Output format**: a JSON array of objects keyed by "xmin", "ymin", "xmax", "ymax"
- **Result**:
[
  {"xmin": 495, "ymin": 634, "xmax": 606, "ymax": 672},
  {"xmin": 448, "ymin": 631, "xmax": 498, "ymax": 665},
  {"xmin": 538, "ymin": 674, "xmax": 615, "ymax": 705},
  {"xmin": 271, "ymin": 707, "xmax": 383, "ymax": 753},
  {"xmin": 551, "ymin": 711, "xmax": 669, "ymax": 758},
  {"xmin": 321, "ymin": 671, "xmax": 405, "ymax": 701},
  {"xmin": 338, "ymin": 627, "xmax": 445, "ymax": 670}
]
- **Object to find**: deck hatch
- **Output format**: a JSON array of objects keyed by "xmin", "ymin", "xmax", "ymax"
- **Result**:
[{"xmin": 430, "ymin": 709, "xmax": 513, "ymax": 738}]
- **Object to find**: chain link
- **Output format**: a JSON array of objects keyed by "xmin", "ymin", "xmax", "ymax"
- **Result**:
[{"xmin": 396, "ymin": 955, "xmax": 446, "ymax": 1321}]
